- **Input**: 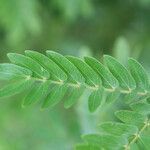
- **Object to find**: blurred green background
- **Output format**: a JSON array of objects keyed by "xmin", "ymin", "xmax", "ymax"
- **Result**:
[{"xmin": 0, "ymin": 0, "xmax": 150, "ymax": 149}]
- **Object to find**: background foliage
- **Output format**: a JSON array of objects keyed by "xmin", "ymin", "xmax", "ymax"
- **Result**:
[{"xmin": 0, "ymin": 0, "xmax": 150, "ymax": 149}]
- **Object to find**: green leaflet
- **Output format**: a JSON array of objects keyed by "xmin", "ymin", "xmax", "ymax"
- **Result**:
[
  {"xmin": 79, "ymin": 107, "xmax": 149, "ymax": 150},
  {"xmin": 82, "ymin": 134, "xmax": 127, "ymax": 150},
  {"xmin": 25, "ymin": 50, "xmax": 67, "ymax": 81},
  {"xmin": 115, "ymin": 110, "xmax": 147, "ymax": 127},
  {"xmin": 130, "ymin": 102, "xmax": 150, "ymax": 115},
  {"xmin": 0, "ymin": 63, "xmax": 32, "ymax": 80},
  {"xmin": 105, "ymin": 90, "xmax": 120, "ymax": 104},
  {"xmin": 98, "ymin": 122, "xmax": 138, "ymax": 137},
  {"xmin": 46, "ymin": 51, "xmax": 84, "ymax": 84},
  {"xmin": 64, "ymin": 86, "xmax": 85, "ymax": 108},
  {"xmin": 7, "ymin": 53, "xmax": 50, "ymax": 79},
  {"xmin": 41, "ymin": 84, "xmax": 67, "ymax": 109},
  {"xmin": 128, "ymin": 58, "xmax": 149, "ymax": 93},
  {"xmin": 84, "ymin": 56, "xmax": 118, "ymax": 90},
  {"xmin": 67, "ymin": 56, "xmax": 101, "ymax": 87},
  {"xmin": 0, "ymin": 79, "xmax": 34, "ymax": 98},
  {"xmin": 75, "ymin": 144, "xmax": 100, "ymax": 150},
  {"xmin": 81, "ymin": 95, "xmax": 149, "ymax": 149},
  {"xmin": 88, "ymin": 89, "xmax": 103, "ymax": 112},
  {"xmin": 22, "ymin": 81, "xmax": 51, "ymax": 106},
  {"xmin": 104, "ymin": 55, "xmax": 136, "ymax": 92}
]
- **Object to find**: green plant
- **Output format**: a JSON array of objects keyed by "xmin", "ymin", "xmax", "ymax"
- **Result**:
[{"xmin": 0, "ymin": 50, "xmax": 149, "ymax": 150}]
